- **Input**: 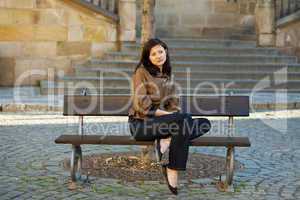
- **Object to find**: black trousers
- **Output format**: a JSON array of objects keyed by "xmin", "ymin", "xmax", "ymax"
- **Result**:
[{"xmin": 128, "ymin": 112, "xmax": 211, "ymax": 170}]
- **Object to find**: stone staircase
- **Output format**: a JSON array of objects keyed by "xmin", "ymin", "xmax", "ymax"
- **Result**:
[{"xmin": 40, "ymin": 38, "xmax": 300, "ymax": 96}]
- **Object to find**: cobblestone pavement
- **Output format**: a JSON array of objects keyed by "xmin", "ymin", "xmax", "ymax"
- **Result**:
[{"xmin": 0, "ymin": 112, "xmax": 300, "ymax": 200}]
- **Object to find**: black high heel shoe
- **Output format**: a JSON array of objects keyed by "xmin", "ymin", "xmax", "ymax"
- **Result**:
[
  {"xmin": 161, "ymin": 164, "xmax": 178, "ymax": 195},
  {"xmin": 155, "ymin": 139, "xmax": 162, "ymax": 162}
]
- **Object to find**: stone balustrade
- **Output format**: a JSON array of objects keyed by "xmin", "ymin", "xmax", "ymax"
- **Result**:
[
  {"xmin": 83, "ymin": 0, "xmax": 119, "ymax": 14},
  {"xmin": 275, "ymin": 0, "xmax": 300, "ymax": 19},
  {"xmin": 81, "ymin": 0, "xmax": 136, "ymax": 42}
]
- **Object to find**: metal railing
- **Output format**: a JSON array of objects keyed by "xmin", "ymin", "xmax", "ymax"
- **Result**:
[{"xmin": 276, "ymin": 0, "xmax": 300, "ymax": 19}]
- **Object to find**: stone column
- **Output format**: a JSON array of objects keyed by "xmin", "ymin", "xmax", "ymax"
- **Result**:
[
  {"xmin": 255, "ymin": 0, "xmax": 276, "ymax": 46},
  {"xmin": 141, "ymin": 0, "xmax": 155, "ymax": 44},
  {"xmin": 118, "ymin": 0, "xmax": 136, "ymax": 42}
]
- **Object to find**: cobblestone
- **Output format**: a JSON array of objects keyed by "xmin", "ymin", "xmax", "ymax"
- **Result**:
[{"xmin": 0, "ymin": 111, "xmax": 300, "ymax": 199}]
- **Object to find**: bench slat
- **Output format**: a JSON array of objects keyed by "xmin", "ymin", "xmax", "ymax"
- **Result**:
[
  {"xmin": 63, "ymin": 95, "xmax": 249, "ymax": 116},
  {"xmin": 55, "ymin": 135, "xmax": 251, "ymax": 147}
]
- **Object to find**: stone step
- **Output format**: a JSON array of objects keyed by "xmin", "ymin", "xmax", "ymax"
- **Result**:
[
  {"xmin": 40, "ymin": 80, "xmax": 300, "ymax": 95},
  {"xmin": 122, "ymin": 39, "xmax": 256, "ymax": 49},
  {"xmin": 227, "ymin": 34, "xmax": 257, "ymax": 41},
  {"xmin": 138, "ymin": 38, "xmax": 257, "ymax": 47},
  {"xmin": 103, "ymin": 52, "xmax": 297, "ymax": 64},
  {"xmin": 160, "ymin": 27, "xmax": 256, "ymax": 40},
  {"xmin": 0, "ymin": 86, "xmax": 41, "ymax": 97},
  {"xmin": 74, "ymin": 67, "xmax": 300, "ymax": 81},
  {"xmin": 121, "ymin": 46, "xmax": 283, "ymax": 55},
  {"xmin": 76, "ymin": 61, "xmax": 300, "ymax": 73},
  {"xmin": 169, "ymin": 33, "xmax": 256, "ymax": 41}
]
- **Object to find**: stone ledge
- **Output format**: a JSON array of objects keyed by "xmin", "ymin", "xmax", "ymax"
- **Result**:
[
  {"xmin": 277, "ymin": 10, "xmax": 300, "ymax": 28},
  {"xmin": 252, "ymin": 102, "xmax": 300, "ymax": 111},
  {"xmin": 0, "ymin": 103, "xmax": 62, "ymax": 112},
  {"xmin": 1, "ymin": 102, "xmax": 300, "ymax": 113}
]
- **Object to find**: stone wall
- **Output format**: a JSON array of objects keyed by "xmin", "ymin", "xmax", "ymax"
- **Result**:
[
  {"xmin": 276, "ymin": 16, "xmax": 300, "ymax": 62},
  {"xmin": 137, "ymin": 0, "xmax": 257, "ymax": 38},
  {"xmin": 0, "ymin": 0, "xmax": 118, "ymax": 86}
]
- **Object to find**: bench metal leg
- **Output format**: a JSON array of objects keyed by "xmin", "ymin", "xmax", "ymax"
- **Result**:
[
  {"xmin": 225, "ymin": 146, "xmax": 235, "ymax": 185},
  {"xmin": 70, "ymin": 145, "xmax": 82, "ymax": 182}
]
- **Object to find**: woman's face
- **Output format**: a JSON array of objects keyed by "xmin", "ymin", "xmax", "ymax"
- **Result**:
[{"xmin": 149, "ymin": 44, "xmax": 167, "ymax": 68}]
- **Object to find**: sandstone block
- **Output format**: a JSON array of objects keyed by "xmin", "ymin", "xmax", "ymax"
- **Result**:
[
  {"xmin": 181, "ymin": 14, "xmax": 206, "ymax": 26},
  {"xmin": 0, "ymin": 9, "xmax": 11, "ymax": 23},
  {"xmin": 0, "ymin": 0, "xmax": 36, "ymax": 9},
  {"xmin": 34, "ymin": 25, "xmax": 68, "ymax": 41},
  {"xmin": 36, "ymin": 0, "xmax": 58, "ymax": 8},
  {"xmin": 12, "ymin": 9, "xmax": 37, "ymax": 24},
  {"xmin": 22, "ymin": 42, "xmax": 57, "ymax": 57},
  {"xmin": 0, "ymin": 25, "xmax": 66, "ymax": 42},
  {"xmin": 0, "ymin": 8, "xmax": 38, "ymax": 25},
  {"xmin": 14, "ymin": 59, "xmax": 32, "ymax": 85},
  {"xmin": 165, "ymin": 15, "xmax": 180, "ymax": 27},
  {"xmin": 37, "ymin": 9, "xmax": 67, "ymax": 26},
  {"xmin": 0, "ymin": 42, "xmax": 57, "ymax": 58},
  {"xmin": 52, "ymin": 55, "xmax": 88, "ymax": 76},
  {"xmin": 83, "ymin": 25, "xmax": 107, "ymax": 42},
  {"xmin": 249, "ymin": 2, "xmax": 256, "ymax": 14},
  {"xmin": 48, "ymin": 56, "xmax": 72, "ymax": 76},
  {"xmin": 67, "ymin": 11, "xmax": 84, "ymax": 26},
  {"xmin": 0, "ymin": 8, "xmax": 67, "ymax": 26},
  {"xmin": 56, "ymin": 42, "xmax": 91, "ymax": 56},
  {"xmin": 68, "ymin": 25, "xmax": 84, "ymax": 41},
  {"xmin": 15, "ymin": 58, "xmax": 50, "ymax": 86},
  {"xmin": 175, "ymin": 0, "xmax": 213, "ymax": 14},
  {"xmin": 213, "ymin": 1, "xmax": 239, "ymax": 13},
  {"xmin": 206, "ymin": 14, "xmax": 239, "ymax": 27},
  {"xmin": 0, "ymin": 25, "xmax": 34, "ymax": 41},
  {"xmin": 0, "ymin": 42, "xmax": 22, "ymax": 57},
  {"xmin": 239, "ymin": 3, "xmax": 248, "ymax": 15},
  {"xmin": 258, "ymin": 34, "xmax": 276, "ymax": 47},
  {"xmin": 91, "ymin": 42, "xmax": 117, "ymax": 58},
  {"xmin": 0, "ymin": 57, "xmax": 15, "ymax": 86},
  {"xmin": 106, "ymin": 27, "xmax": 117, "ymax": 42},
  {"xmin": 157, "ymin": 0, "xmax": 175, "ymax": 7},
  {"xmin": 276, "ymin": 29, "xmax": 286, "ymax": 47},
  {"xmin": 190, "ymin": 0, "xmax": 212, "ymax": 13}
]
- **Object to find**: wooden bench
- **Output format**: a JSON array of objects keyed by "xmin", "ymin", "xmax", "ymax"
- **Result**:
[{"xmin": 55, "ymin": 95, "xmax": 251, "ymax": 186}]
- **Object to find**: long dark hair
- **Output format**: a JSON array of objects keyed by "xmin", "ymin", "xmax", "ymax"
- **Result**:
[{"xmin": 135, "ymin": 38, "xmax": 172, "ymax": 77}]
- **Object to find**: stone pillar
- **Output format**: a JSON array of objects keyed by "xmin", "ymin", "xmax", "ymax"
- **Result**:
[
  {"xmin": 141, "ymin": 0, "xmax": 155, "ymax": 44},
  {"xmin": 118, "ymin": 0, "xmax": 136, "ymax": 42},
  {"xmin": 255, "ymin": 0, "xmax": 276, "ymax": 46}
]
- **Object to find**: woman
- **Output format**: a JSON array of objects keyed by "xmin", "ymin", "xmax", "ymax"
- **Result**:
[{"xmin": 128, "ymin": 38, "xmax": 211, "ymax": 195}]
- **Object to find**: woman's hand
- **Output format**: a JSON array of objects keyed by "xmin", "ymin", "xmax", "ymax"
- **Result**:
[{"xmin": 154, "ymin": 109, "xmax": 174, "ymax": 116}]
